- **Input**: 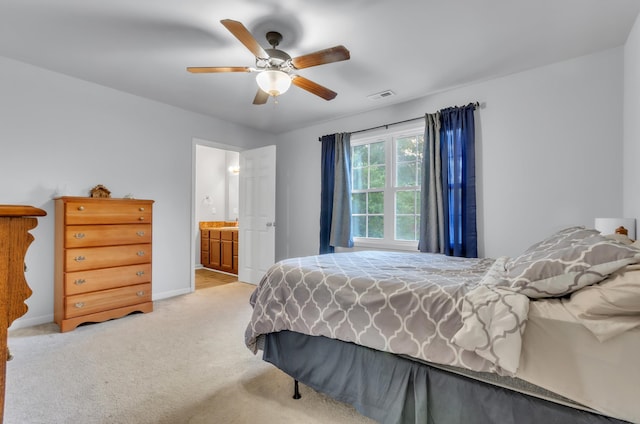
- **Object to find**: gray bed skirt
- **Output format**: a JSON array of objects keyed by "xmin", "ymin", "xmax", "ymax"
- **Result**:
[{"xmin": 262, "ymin": 331, "xmax": 629, "ymax": 424}]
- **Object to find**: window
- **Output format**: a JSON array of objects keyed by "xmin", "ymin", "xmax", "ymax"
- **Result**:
[{"xmin": 351, "ymin": 125, "xmax": 424, "ymax": 249}]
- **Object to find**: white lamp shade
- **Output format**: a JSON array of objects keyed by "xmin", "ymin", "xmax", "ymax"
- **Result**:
[
  {"xmin": 594, "ymin": 218, "xmax": 636, "ymax": 239},
  {"xmin": 256, "ymin": 70, "xmax": 291, "ymax": 97}
]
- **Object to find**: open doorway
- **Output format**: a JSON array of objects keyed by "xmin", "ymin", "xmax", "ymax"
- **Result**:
[{"xmin": 192, "ymin": 138, "xmax": 240, "ymax": 291}]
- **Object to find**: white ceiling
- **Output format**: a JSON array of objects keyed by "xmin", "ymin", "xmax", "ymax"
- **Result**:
[{"xmin": 1, "ymin": 0, "xmax": 639, "ymax": 134}]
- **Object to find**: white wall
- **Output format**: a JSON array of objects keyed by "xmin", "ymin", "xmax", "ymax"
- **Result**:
[
  {"xmin": 275, "ymin": 47, "xmax": 625, "ymax": 260},
  {"xmin": 0, "ymin": 56, "xmax": 273, "ymax": 328},
  {"xmin": 624, "ymin": 14, "xmax": 640, "ymax": 235},
  {"xmin": 195, "ymin": 145, "xmax": 228, "ymax": 224},
  {"xmin": 226, "ymin": 150, "xmax": 240, "ymax": 221}
]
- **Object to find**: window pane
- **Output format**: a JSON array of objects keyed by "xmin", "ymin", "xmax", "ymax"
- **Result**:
[
  {"xmin": 369, "ymin": 165, "xmax": 385, "ymax": 188},
  {"xmin": 368, "ymin": 192, "xmax": 384, "ymax": 214},
  {"xmin": 368, "ymin": 216, "xmax": 384, "ymax": 238},
  {"xmin": 396, "ymin": 191, "xmax": 416, "ymax": 214},
  {"xmin": 352, "ymin": 145, "xmax": 368, "ymax": 167},
  {"xmin": 396, "ymin": 137, "xmax": 417, "ymax": 162},
  {"xmin": 352, "ymin": 193, "xmax": 366, "ymax": 214},
  {"xmin": 370, "ymin": 141, "xmax": 385, "ymax": 165},
  {"xmin": 396, "ymin": 215, "xmax": 416, "ymax": 241},
  {"xmin": 352, "ymin": 167, "xmax": 367, "ymax": 190},
  {"xmin": 352, "ymin": 216, "xmax": 366, "ymax": 238},
  {"xmin": 396, "ymin": 162, "xmax": 417, "ymax": 187}
]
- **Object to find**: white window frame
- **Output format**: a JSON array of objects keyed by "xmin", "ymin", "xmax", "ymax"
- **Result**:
[{"xmin": 351, "ymin": 122, "xmax": 425, "ymax": 251}]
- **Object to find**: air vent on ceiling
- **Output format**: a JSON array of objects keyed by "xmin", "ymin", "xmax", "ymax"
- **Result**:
[{"xmin": 367, "ymin": 90, "xmax": 396, "ymax": 100}]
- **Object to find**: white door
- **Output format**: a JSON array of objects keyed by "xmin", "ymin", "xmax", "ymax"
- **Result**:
[{"xmin": 238, "ymin": 145, "xmax": 276, "ymax": 285}]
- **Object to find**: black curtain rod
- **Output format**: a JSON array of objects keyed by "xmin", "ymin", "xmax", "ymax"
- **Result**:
[{"xmin": 318, "ymin": 101, "xmax": 480, "ymax": 141}]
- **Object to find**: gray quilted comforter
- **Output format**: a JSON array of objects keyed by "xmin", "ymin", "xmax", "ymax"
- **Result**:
[{"xmin": 245, "ymin": 251, "xmax": 522, "ymax": 374}]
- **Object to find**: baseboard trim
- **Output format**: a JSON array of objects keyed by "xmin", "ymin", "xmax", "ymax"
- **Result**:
[
  {"xmin": 10, "ymin": 287, "xmax": 193, "ymax": 330},
  {"xmin": 9, "ymin": 313, "xmax": 54, "ymax": 330}
]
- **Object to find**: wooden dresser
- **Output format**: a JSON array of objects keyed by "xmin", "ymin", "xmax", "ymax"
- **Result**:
[
  {"xmin": 54, "ymin": 197, "xmax": 154, "ymax": 332},
  {"xmin": 1, "ymin": 205, "xmax": 46, "ymax": 424}
]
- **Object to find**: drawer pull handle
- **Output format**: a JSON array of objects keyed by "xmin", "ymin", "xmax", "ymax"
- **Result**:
[
  {"xmin": 137, "ymin": 251, "xmax": 145, "ymax": 256},
  {"xmin": 139, "ymin": 207, "xmax": 145, "ymax": 212},
  {"xmin": 77, "ymin": 206, "xmax": 85, "ymax": 211},
  {"xmin": 136, "ymin": 231, "xmax": 145, "ymax": 237},
  {"xmin": 139, "ymin": 216, "xmax": 145, "ymax": 221},
  {"xmin": 136, "ymin": 271, "xmax": 145, "ymax": 277},
  {"xmin": 74, "ymin": 256, "xmax": 86, "ymax": 262},
  {"xmin": 74, "ymin": 279, "xmax": 86, "ymax": 285},
  {"xmin": 136, "ymin": 291, "xmax": 145, "ymax": 297},
  {"xmin": 74, "ymin": 302, "xmax": 85, "ymax": 308},
  {"xmin": 74, "ymin": 233, "xmax": 85, "ymax": 239}
]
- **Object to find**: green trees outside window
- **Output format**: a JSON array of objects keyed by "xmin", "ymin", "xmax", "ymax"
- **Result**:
[{"xmin": 351, "ymin": 141, "xmax": 385, "ymax": 238}]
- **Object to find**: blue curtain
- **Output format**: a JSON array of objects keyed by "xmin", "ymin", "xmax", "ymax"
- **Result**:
[
  {"xmin": 440, "ymin": 104, "xmax": 477, "ymax": 257},
  {"xmin": 319, "ymin": 133, "xmax": 353, "ymax": 254},
  {"xmin": 419, "ymin": 104, "xmax": 477, "ymax": 257}
]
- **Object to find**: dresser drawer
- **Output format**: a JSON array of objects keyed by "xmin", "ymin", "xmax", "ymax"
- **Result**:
[
  {"xmin": 65, "ymin": 283, "xmax": 151, "ymax": 319},
  {"xmin": 65, "ymin": 200, "xmax": 152, "ymax": 225},
  {"xmin": 65, "ymin": 243, "xmax": 151, "ymax": 272},
  {"xmin": 65, "ymin": 224, "xmax": 152, "ymax": 248},
  {"xmin": 65, "ymin": 263, "xmax": 152, "ymax": 296}
]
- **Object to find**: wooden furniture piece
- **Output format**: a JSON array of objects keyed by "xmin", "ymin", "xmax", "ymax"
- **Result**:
[
  {"xmin": 232, "ymin": 230, "xmax": 239, "ymax": 275},
  {"xmin": 0, "ymin": 205, "xmax": 46, "ymax": 424},
  {"xmin": 199, "ymin": 222, "xmax": 238, "ymax": 275},
  {"xmin": 200, "ymin": 229, "xmax": 210, "ymax": 268},
  {"xmin": 220, "ymin": 230, "xmax": 234, "ymax": 273},
  {"xmin": 210, "ymin": 229, "xmax": 221, "ymax": 270},
  {"xmin": 54, "ymin": 197, "xmax": 154, "ymax": 332}
]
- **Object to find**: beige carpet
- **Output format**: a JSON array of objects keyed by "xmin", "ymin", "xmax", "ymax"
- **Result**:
[{"xmin": 5, "ymin": 282, "xmax": 375, "ymax": 424}]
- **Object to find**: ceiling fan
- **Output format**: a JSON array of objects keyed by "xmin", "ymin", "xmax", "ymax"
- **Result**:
[{"xmin": 187, "ymin": 19, "xmax": 350, "ymax": 104}]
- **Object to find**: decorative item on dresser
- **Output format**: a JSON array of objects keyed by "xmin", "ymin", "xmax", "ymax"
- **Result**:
[
  {"xmin": 0, "ymin": 204, "xmax": 46, "ymax": 424},
  {"xmin": 89, "ymin": 184, "xmax": 111, "ymax": 198},
  {"xmin": 54, "ymin": 197, "xmax": 154, "ymax": 332}
]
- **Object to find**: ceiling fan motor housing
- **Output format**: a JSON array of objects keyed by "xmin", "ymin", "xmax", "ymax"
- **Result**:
[
  {"xmin": 259, "ymin": 31, "xmax": 292, "ymax": 71},
  {"xmin": 265, "ymin": 49, "xmax": 291, "ymax": 68}
]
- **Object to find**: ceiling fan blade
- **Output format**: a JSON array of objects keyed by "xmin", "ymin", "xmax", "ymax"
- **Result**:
[
  {"xmin": 291, "ymin": 45, "xmax": 350, "ymax": 69},
  {"xmin": 187, "ymin": 66, "xmax": 252, "ymax": 73},
  {"xmin": 291, "ymin": 75, "xmax": 337, "ymax": 101},
  {"xmin": 253, "ymin": 89, "xmax": 269, "ymax": 105},
  {"xmin": 220, "ymin": 19, "xmax": 269, "ymax": 59}
]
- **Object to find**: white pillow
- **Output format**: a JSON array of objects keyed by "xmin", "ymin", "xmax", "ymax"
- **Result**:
[{"xmin": 562, "ymin": 264, "xmax": 640, "ymax": 341}]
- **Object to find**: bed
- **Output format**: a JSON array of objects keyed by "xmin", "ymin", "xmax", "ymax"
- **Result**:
[{"xmin": 245, "ymin": 227, "xmax": 640, "ymax": 423}]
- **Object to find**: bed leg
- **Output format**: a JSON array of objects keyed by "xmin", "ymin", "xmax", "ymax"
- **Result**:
[{"xmin": 293, "ymin": 379, "xmax": 301, "ymax": 399}]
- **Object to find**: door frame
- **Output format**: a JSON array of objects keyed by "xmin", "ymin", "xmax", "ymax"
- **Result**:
[{"xmin": 190, "ymin": 137, "xmax": 242, "ymax": 292}]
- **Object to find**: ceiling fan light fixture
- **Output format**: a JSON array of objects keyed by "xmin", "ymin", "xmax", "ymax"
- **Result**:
[{"xmin": 256, "ymin": 70, "xmax": 291, "ymax": 97}]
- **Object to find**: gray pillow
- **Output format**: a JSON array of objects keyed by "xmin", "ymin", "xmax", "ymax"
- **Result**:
[
  {"xmin": 521, "ymin": 226, "xmax": 600, "ymax": 255},
  {"xmin": 505, "ymin": 234, "xmax": 640, "ymax": 298}
]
